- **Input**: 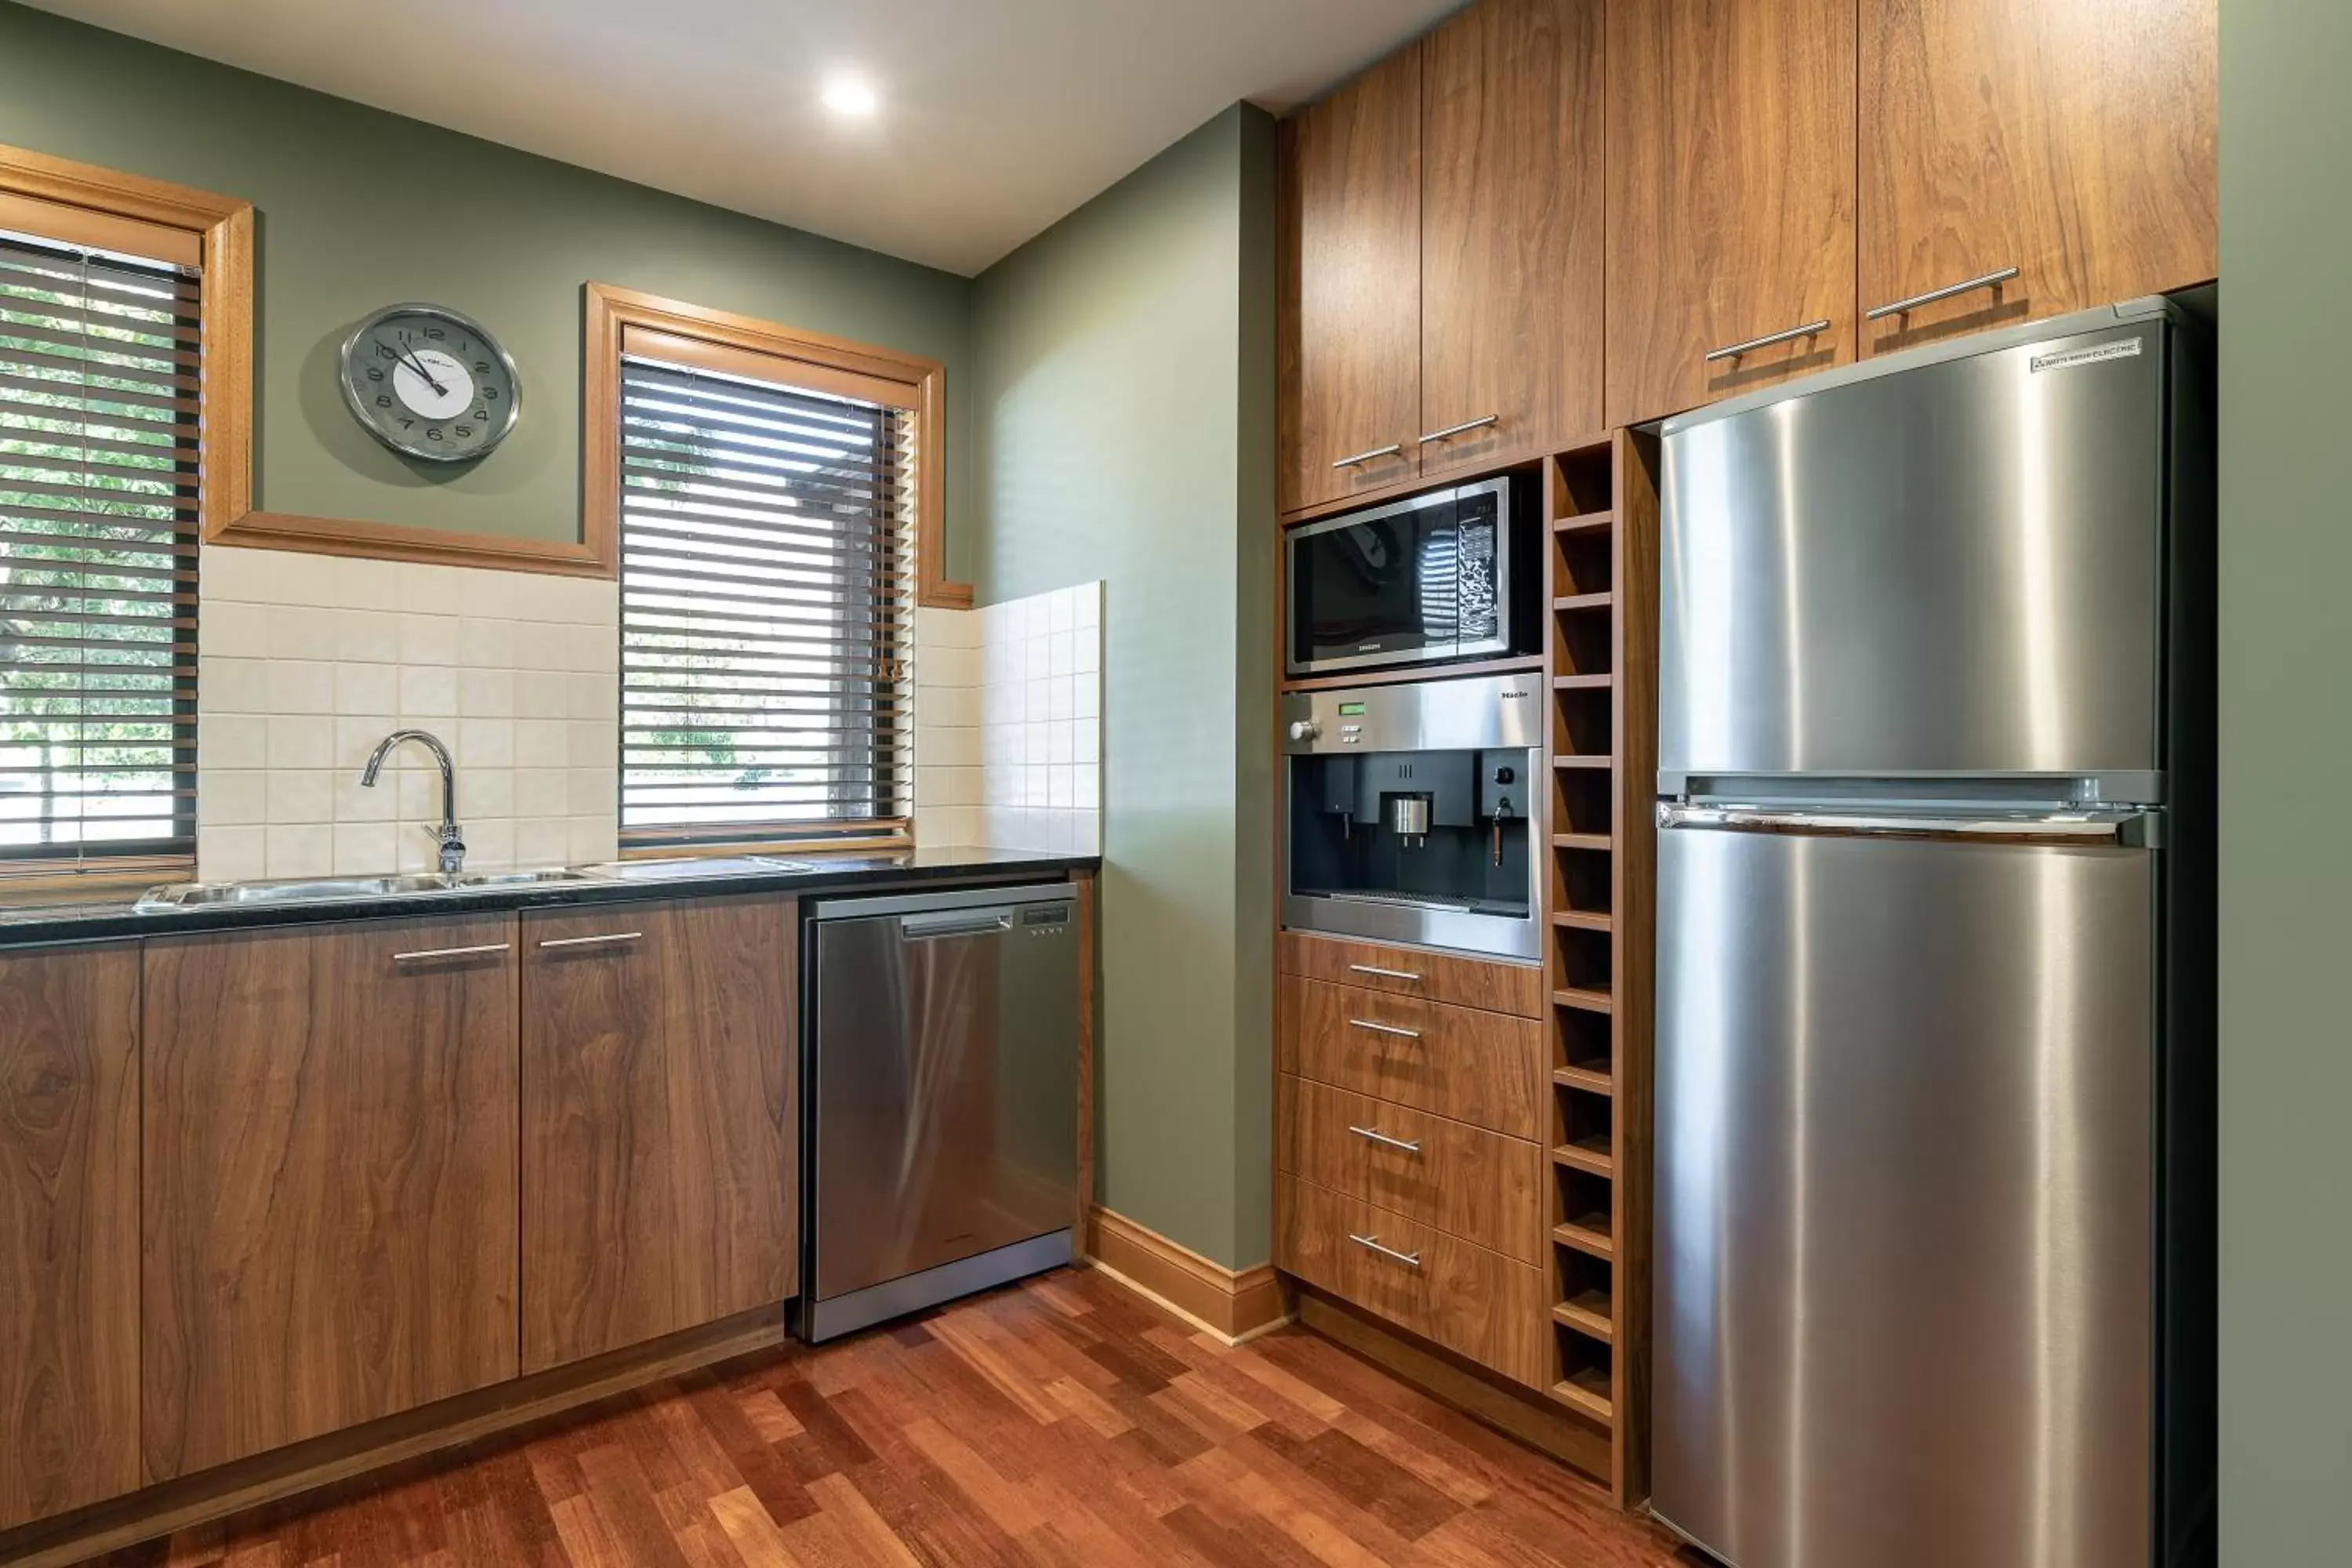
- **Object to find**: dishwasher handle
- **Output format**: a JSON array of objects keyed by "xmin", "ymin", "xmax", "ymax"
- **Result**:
[{"xmin": 898, "ymin": 908, "xmax": 1015, "ymax": 940}]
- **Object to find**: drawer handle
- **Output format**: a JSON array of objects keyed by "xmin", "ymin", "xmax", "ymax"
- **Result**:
[
  {"xmin": 1331, "ymin": 442, "xmax": 1404, "ymax": 470},
  {"xmin": 1705, "ymin": 318, "xmax": 1832, "ymax": 364},
  {"xmin": 1347, "ymin": 1124, "xmax": 1423, "ymax": 1153},
  {"xmin": 1866, "ymin": 264, "xmax": 2020, "ymax": 322},
  {"xmin": 392, "ymin": 942, "xmax": 511, "ymax": 964},
  {"xmin": 1347, "ymin": 963, "xmax": 1421, "ymax": 982},
  {"xmin": 1348, "ymin": 1017, "xmax": 1421, "ymax": 1040},
  {"xmin": 1348, "ymin": 1232, "xmax": 1423, "ymax": 1269},
  {"xmin": 1418, "ymin": 414, "xmax": 1498, "ymax": 445},
  {"xmin": 537, "ymin": 931, "xmax": 644, "ymax": 950}
]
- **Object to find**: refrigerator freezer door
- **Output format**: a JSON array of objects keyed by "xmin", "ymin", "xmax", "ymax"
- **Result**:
[
  {"xmin": 1660, "ymin": 318, "xmax": 2165, "ymax": 779},
  {"xmin": 1654, "ymin": 824, "xmax": 2154, "ymax": 1568}
]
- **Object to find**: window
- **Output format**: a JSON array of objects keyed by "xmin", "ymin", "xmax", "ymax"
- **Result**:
[
  {"xmin": 0, "ymin": 223, "xmax": 201, "ymax": 869},
  {"xmin": 588, "ymin": 286, "xmax": 953, "ymax": 852}
]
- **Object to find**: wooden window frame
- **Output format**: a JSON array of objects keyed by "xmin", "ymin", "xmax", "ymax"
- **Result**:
[{"xmin": 583, "ymin": 281, "xmax": 968, "ymax": 609}]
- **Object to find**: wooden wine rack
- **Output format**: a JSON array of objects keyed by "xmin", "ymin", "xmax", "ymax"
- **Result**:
[{"xmin": 1537, "ymin": 430, "xmax": 1659, "ymax": 1508}]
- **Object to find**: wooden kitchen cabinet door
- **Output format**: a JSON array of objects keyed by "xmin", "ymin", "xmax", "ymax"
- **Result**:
[
  {"xmin": 1603, "ymin": 0, "xmax": 1857, "ymax": 428},
  {"xmin": 1419, "ymin": 0, "xmax": 1604, "ymax": 478},
  {"xmin": 1859, "ymin": 0, "xmax": 2217, "ymax": 354},
  {"xmin": 141, "ymin": 917, "xmax": 519, "ymax": 1481},
  {"xmin": 0, "ymin": 942, "xmax": 140, "ymax": 1530},
  {"xmin": 1279, "ymin": 42, "xmax": 1422, "ymax": 512},
  {"xmin": 521, "ymin": 895, "xmax": 795, "ymax": 1373}
]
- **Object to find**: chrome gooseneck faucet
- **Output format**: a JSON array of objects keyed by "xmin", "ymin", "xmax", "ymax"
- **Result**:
[{"xmin": 360, "ymin": 728, "xmax": 465, "ymax": 875}]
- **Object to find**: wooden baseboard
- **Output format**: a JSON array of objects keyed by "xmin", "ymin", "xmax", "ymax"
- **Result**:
[
  {"xmin": 1294, "ymin": 1286, "xmax": 1613, "ymax": 1483},
  {"xmin": 1085, "ymin": 1206, "xmax": 1290, "ymax": 1345},
  {"xmin": 0, "ymin": 1305, "xmax": 788, "ymax": 1568}
]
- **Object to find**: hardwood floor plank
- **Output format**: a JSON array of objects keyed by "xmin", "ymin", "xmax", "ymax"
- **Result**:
[{"xmin": 77, "ymin": 1270, "xmax": 1681, "ymax": 1568}]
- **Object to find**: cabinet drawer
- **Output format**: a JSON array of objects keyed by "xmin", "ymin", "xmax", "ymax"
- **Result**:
[
  {"xmin": 1275, "ymin": 1171, "xmax": 1360, "ymax": 1302},
  {"xmin": 1279, "ymin": 931, "xmax": 1544, "ymax": 1018},
  {"xmin": 1352, "ymin": 1200, "xmax": 1550, "ymax": 1391},
  {"xmin": 1278, "ymin": 1073, "xmax": 1543, "ymax": 1263},
  {"xmin": 1279, "ymin": 977, "xmax": 1545, "ymax": 1139}
]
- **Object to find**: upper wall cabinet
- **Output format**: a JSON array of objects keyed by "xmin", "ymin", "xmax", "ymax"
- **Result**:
[
  {"xmin": 1604, "ymin": 0, "xmax": 1858, "ymax": 430},
  {"xmin": 1418, "ymin": 0, "xmax": 1606, "ymax": 483},
  {"xmin": 1857, "ymin": 0, "xmax": 2219, "ymax": 354},
  {"xmin": 1281, "ymin": 43, "xmax": 1425, "ymax": 512}
]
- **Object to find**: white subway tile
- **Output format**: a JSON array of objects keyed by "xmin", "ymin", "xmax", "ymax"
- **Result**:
[
  {"xmin": 459, "ymin": 618, "xmax": 517, "ymax": 669},
  {"xmin": 331, "ymin": 554, "xmax": 406, "ymax": 612},
  {"xmin": 397, "ymin": 563, "xmax": 463, "ymax": 614},
  {"xmin": 1048, "ymin": 590, "xmax": 1076, "ymax": 634},
  {"xmin": 515, "ymin": 672, "xmax": 569, "ymax": 720},
  {"xmin": 514, "ymin": 768, "xmax": 566, "ymax": 808},
  {"xmin": 514, "ymin": 719, "xmax": 568, "ymax": 768},
  {"xmin": 198, "ymin": 544, "xmax": 269, "ymax": 604},
  {"xmin": 394, "ymin": 828, "xmax": 438, "ymax": 873},
  {"xmin": 398, "ymin": 666, "xmax": 458, "ymax": 718},
  {"xmin": 462, "ymin": 768, "xmax": 515, "ymax": 821},
  {"xmin": 336, "ymin": 610, "xmax": 402, "ymax": 663},
  {"xmin": 567, "ymin": 816, "xmax": 617, "ymax": 865},
  {"xmin": 267, "ymin": 769, "xmax": 332, "ymax": 825},
  {"xmin": 203, "ymin": 601, "xmax": 270, "ymax": 659},
  {"xmin": 333, "ymin": 773, "xmax": 397, "ymax": 822},
  {"xmin": 266, "ymin": 607, "xmax": 338, "ymax": 662},
  {"xmin": 1072, "ymin": 812, "xmax": 1100, "ymax": 855},
  {"xmin": 568, "ymin": 720, "xmax": 616, "ymax": 768},
  {"xmin": 1076, "ymin": 678, "xmax": 1099, "ymax": 720},
  {"xmin": 568, "ymin": 673, "xmax": 613, "ymax": 720},
  {"xmin": 565, "ymin": 769, "xmax": 615, "ymax": 816},
  {"xmin": 396, "ymin": 769, "xmax": 440, "ymax": 822},
  {"xmin": 1073, "ymin": 764, "xmax": 1099, "ymax": 808},
  {"xmin": 1048, "ymin": 720, "xmax": 1074, "ymax": 767},
  {"xmin": 1075, "ymin": 627, "xmax": 1100, "ymax": 674},
  {"xmin": 1076, "ymin": 723, "xmax": 1098, "ymax": 765},
  {"xmin": 332, "ymin": 716, "xmax": 398, "ymax": 771},
  {"xmin": 198, "ymin": 825, "xmax": 266, "ymax": 883},
  {"xmin": 266, "ymin": 715, "xmax": 332, "ymax": 769},
  {"xmin": 465, "ymin": 818, "xmax": 515, "ymax": 870},
  {"xmin": 267, "ymin": 660, "xmax": 334, "ymax": 714},
  {"xmin": 200, "ymin": 714, "xmax": 267, "ymax": 770},
  {"xmin": 398, "ymin": 613, "xmax": 462, "ymax": 666},
  {"xmin": 514, "ymin": 817, "xmax": 569, "ymax": 867},
  {"xmin": 264, "ymin": 823, "xmax": 333, "ymax": 878},
  {"xmin": 454, "ymin": 566, "xmax": 517, "ymax": 621},
  {"xmin": 1076, "ymin": 583, "xmax": 1101, "ymax": 628},
  {"xmin": 456, "ymin": 718, "xmax": 515, "ymax": 769},
  {"xmin": 568, "ymin": 624, "xmax": 619, "ymax": 674}
]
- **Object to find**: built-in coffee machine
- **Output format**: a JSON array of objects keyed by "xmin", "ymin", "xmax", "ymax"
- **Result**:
[{"xmin": 1281, "ymin": 672, "xmax": 1542, "ymax": 960}]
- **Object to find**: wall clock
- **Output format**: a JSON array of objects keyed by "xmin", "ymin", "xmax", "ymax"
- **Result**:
[{"xmin": 338, "ymin": 302, "xmax": 521, "ymax": 463}]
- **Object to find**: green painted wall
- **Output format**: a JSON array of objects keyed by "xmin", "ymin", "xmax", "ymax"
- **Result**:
[
  {"xmin": 971, "ymin": 105, "xmax": 1278, "ymax": 1269},
  {"xmin": 2219, "ymin": 2, "xmax": 2352, "ymax": 1559},
  {"xmin": 0, "ymin": 2, "xmax": 974, "ymax": 567}
]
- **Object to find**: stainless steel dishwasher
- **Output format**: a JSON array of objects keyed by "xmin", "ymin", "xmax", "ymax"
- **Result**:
[{"xmin": 798, "ymin": 881, "xmax": 1080, "ymax": 1341}]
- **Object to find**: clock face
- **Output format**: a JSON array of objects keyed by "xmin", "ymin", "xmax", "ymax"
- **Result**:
[{"xmin": 339, "ymin": 303, "xmax": 520, "ymax": 463}]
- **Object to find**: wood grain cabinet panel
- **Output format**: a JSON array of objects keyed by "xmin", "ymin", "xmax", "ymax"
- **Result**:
[
  {"xmin": 1858, "ymin": 0, "xmax": 2217, "ymax": 354},
  {"xmin": 521, "ymin": 895, "xmax": 796, "ymax": 1374},
  {"xmin": 1279, "ymin": 977, "xmax": 1547, "ymax": 1140},
  {"xmin": 1279, "ymin": 42, "xmax": 1423, "ymax": 511},
  {"xmin": 1418, "ymin": 0, "xmax": 1604, "ymax": 477},
  {"xmin": 0, "ymin": 942, "xmax": 140, "ymax": 1530},
  {"xmin": 141, "ymin": 917, "xmax": 520, "ymax": 1481},
  {"xmin": 1603, "ymin": 0, "xmax": 1857, "ymax": 426},
  {"xmin": 1354, "ymin": 1203, "xmax": 1552, "ymax": 1390},
  {"xmin": 1279, "ymin": 930, "xmax": 1544, "ymax": 1017},
  {"xmin": 1280, "ymin": 1072, "xmax": 1544, "ymax": 1263}
]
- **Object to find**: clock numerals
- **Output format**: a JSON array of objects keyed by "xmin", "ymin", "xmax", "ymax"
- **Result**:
[{"xmin": 347, "ymin": 307, "xmax": 514, "ymax": 462}]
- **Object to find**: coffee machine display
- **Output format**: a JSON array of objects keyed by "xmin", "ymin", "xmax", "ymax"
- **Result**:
[{"xmin": 1281, "ymin": 672, "xmax": 1543, "ymax": 961}]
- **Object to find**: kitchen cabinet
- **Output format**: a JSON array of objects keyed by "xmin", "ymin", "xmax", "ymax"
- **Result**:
[
  {"xmin": 1418, "ymin": 0, "xmax": 1605, "ymax": 481},
  {"xmin": 0, "ymin": 942, "xmax": 140, "ymax": 1530},
  {"xmin": 521, "ymin": 894, "xmax": 796, "ymax": 1373},
  {"xmin": 1603, "ymin": 0, "xmax": 1857, "ymax": 428},
  {"xmin": 140, "ymin": 916, "xmax": 520, "ymax": 1480},
  {"xmin": 1858, "ymin": 0, "xmax": 2218, "ymax": 354},
  {"xmin": 1280, "ymin": 40, "xmax": 1423, "ymax": 511}
]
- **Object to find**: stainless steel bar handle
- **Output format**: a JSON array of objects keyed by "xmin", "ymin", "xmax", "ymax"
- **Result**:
[
  {"xmin": 1657, "ymin": 804, "xmax": 2151, "ymax": 844},
  {"xmin": 392, "ymin": 942, "xmax": 511, "ymax": 963},
  {"xmin": 1348, "ymin": 1017, "xmax": 1423, "ymax": 1040},
  {"xmin": 1347, "ymin": 962, "xmax": 1421, "ymax": 982},
  {"xmin": 1865, "ymin": 264, "xmax": 2020, "ymax": 321},
  {"xmin": 1331, "ymin": 442, "xmax": 1404, "ymax": 469},
  {"xmin": 1704, "ymin": 318, "xmax": 1834, "ymax": 363},
  {"xmin": 536, "ymin": 931, "xmax": 644, "ymax": 950},
  {"xmin": 1347, "ymin": 1124, "xmax": 1424, "ymax": 1153},
  {"xmin": 1348, "ymin": 1232, "xmax": 1423, "ymax": 1269},
  {"xmin": 1418, "ymin": 414, "xmax": 1499, "ymax": 445}
]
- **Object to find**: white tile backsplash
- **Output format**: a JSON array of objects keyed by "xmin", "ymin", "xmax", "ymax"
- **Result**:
[
  {"xmin": 914, "ymin": 582, "xmax": 1102, "ymax": 855},
  {"xmin": 198, "ymin": 546, "xmax": 619, "ymax": 878}
]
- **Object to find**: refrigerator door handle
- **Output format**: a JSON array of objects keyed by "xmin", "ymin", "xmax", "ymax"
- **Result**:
[{"xmin": 1657, "ymin": 803, "xmax": 2161, "ymax": 848}]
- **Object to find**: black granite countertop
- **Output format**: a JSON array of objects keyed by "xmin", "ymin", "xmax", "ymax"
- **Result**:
[{"xmin": 0, "ymin": 846, "xmax": 1098, "ymax": 948}]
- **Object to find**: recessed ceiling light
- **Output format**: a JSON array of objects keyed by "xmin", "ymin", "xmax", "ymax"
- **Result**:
[{"xmin": 821, "ymin": 74, "xmax": 879, "ymax": 118}]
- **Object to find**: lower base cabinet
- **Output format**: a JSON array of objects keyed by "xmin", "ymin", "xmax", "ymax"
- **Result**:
[
  {"xmin": 140, "ymin": 916, "xmax": 521, "ymax": 1481},
  {"xmin": 0, "ymin": 942, "xmax": 140, "ymax": 1530},
  {"xmin": 521, "ymin": 894, "xmax": 797, "ymax": 1373}
]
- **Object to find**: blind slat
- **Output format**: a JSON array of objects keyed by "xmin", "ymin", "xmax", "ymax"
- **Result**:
[
  {"xmin": 0, "ymin": 231, "xmax": 200, "ymax": 864},
  {"xmin": 619, "ymin": 346, "xmax": 912, "ymax": 849}
]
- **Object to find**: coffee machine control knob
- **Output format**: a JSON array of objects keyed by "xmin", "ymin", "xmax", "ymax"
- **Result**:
[
  {"xmin": 1288, "ymin": 719, "xmax": 1321, "ymax": 742},
  {"xmin": 1493, "ymin": 765, "xmax": 1516, "ymax": 785}
]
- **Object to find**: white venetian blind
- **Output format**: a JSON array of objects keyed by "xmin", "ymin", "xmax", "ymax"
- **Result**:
[
  {"xmin": 0, "ymin": 229, "xmax": 200, "ymax": 869},
  {"xmin": 616, "ymin": 341, "xmax": 916, "ymax": 849}
]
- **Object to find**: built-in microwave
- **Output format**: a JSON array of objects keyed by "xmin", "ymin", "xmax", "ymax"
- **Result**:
[{"xmin": 1283, "ymin": 475, "xmax": 1537, "ymax": 677}]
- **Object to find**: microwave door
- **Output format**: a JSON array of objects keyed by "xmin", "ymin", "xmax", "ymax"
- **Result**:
[
  {"xmin": 1290, "ymin": 499, "xmax": 1447, "ymax": 672},
  {"xmin": 1451, "ymin": 487, "xmax": 1507, "ymax": 659}
]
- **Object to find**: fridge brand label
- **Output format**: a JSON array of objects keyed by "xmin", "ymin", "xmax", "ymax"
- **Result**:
[{"xmin": 2030, "ymin": 339, "xmax": 2143, "ymax": 373}]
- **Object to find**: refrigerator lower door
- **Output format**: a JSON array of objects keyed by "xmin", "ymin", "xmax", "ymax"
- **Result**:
[{"xmin": 1655, "ymin": 822, "xmax": 2154, "ymax": 1568}]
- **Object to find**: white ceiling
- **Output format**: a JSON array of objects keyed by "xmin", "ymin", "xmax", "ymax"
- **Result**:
[{"xmin": 26, "ymin": 0, "xmax": 1461, "ymax": 275}]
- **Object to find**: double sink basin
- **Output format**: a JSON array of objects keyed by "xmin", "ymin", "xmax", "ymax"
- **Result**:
[{"xmin": 134, "ymin": 856, "xmax": 822, "ymax": 913}]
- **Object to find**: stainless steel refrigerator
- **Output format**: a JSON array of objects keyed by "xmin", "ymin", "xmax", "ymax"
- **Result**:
[{"xmin": 1651, "ymin": 298, "xmax": 2215, "ymax": 1568}]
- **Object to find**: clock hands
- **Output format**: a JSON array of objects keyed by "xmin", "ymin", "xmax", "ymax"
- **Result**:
[{"xmin": 379, "ymin": 339, "xmax": 450, "ymax": 398}]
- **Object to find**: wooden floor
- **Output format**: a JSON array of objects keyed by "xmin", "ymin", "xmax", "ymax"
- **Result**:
[{"xmin": 82, "ymin": 1269, "xmax": 1696, "ymax": 1567}]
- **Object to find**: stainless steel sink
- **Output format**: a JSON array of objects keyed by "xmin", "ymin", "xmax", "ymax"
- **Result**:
[{"xmin": 134, "ymin": 867, "xmax": 597, "ymax": 912}]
